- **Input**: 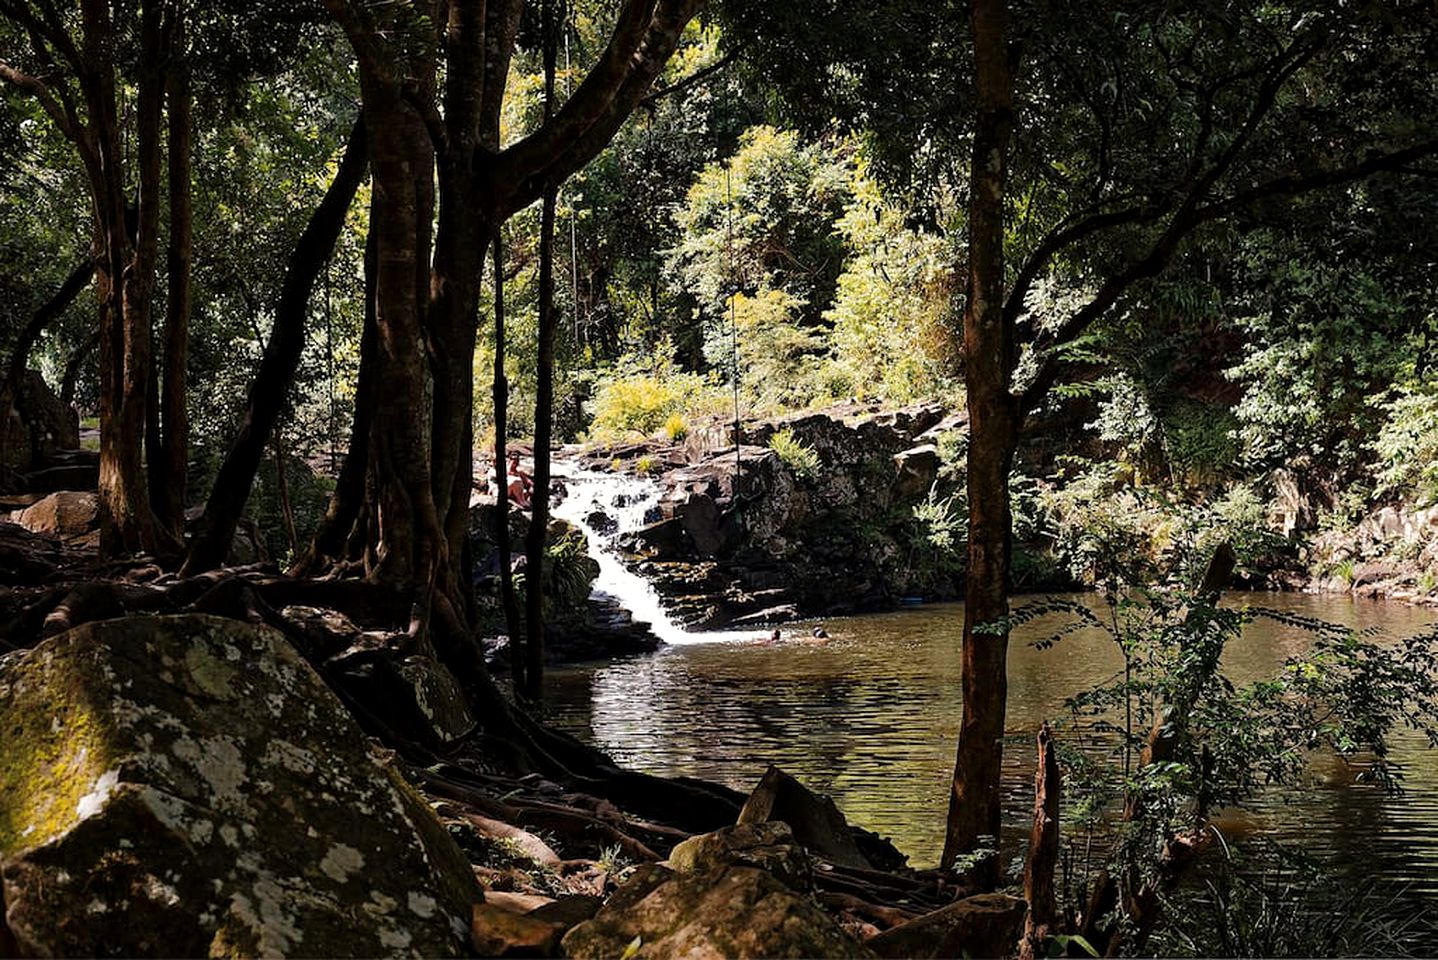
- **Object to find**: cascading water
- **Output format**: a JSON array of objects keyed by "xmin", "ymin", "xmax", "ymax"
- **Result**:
[{"xmin": 550, "ymin": 462, "xmax": 750, "ymax": 645}]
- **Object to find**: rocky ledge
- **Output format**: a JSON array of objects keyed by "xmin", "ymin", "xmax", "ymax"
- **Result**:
[{"xmin": 574, "ymin": 403, "xmax": 967, "ymax": 628}]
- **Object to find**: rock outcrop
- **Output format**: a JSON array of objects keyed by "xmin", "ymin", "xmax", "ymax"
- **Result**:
[
  {"xmin": 0, "ymin": 614, "xmax": 479, "ymax": 957},
  {"xmin": 1, "ymin": 369, "xmax": 79, "ymax": 476},
  {"xmin": 591, "ymin": 403, "xmax": 966, "ymax": 628}
]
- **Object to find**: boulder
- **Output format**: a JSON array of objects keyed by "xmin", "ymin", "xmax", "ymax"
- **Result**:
[
  {"xmin": 0, "ymin": 614, "xmax": 479, "ymax": 957},
  {"xmin": 1, "ymin": 369, "xmax": 79, "ymax": 473},
  {"xmin": 10, "ymin": 489, "xmax": 97, "ymax": 537},
  {"xmin": 326, "ymin": 640, "xmax": 477, "ymax": 746},
  {"xmin": 891, "ymin": 444, "xmax": 940, "ymax": 502},
  {"xmin": 561, "ymin": 863, "xmax": 873, "ymax": 959},
  {"xmin": 738, "ymin": 766, "xmax": 872, "ymax": 870},
  {"xmin": 667, "ymin": 822, "xmax": 812, "ymax": 892},
  {"xmin": 471, "ymin": 903, "xmax": 567, "ymax": 957},
  {"xmin": 866, "ymin": 893, "xmax": 1026, "ymax": 959}
]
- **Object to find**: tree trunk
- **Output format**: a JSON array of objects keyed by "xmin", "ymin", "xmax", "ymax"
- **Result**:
[
  {"xmin": 942, "ymin": 0, "xmax": 1018, "ymax": 881},
  {"xmin": 492, "ymin": 232, "xmax": 525, "ymax": 691},
  {"xmin": 523, "ymin": 0, "xmax": 562, "ymax": 702},
  {"xmin": 1019, "ymin": 723, "xmax": 1061, "ymax": 960},
  {"xmin": 158, "ymin": 37, "xmax": 192, "ymax": 535},
  {"xmin": 0, "ymin": 258, "xmax": 93, "ymax": 462},
  {"xmin": 61, "ymin": 331, "xmax": 99, "ymax": 408},
  {"xmin": 183, "ymin": 116, "xmax": 367, "ymax": 575},
  {"xmin": 92, "ymin": 0, "xmax": 166, "ymax": 558},
  {"xmin": 294, "ymin": 226, "xmax": 379, "ymax": 576}
]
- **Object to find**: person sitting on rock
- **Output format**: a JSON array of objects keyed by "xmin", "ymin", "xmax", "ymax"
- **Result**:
[{"xmin": 506, "ymin": 452, "xmax": 533, "ymax": 508}]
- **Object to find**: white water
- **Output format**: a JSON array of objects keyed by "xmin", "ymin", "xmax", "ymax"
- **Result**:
[{"xmin": 550, "ymin": 463, "xmax": 754, "ymax": 646}]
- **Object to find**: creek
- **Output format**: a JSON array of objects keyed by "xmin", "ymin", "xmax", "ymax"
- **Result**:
[{"xmin": 545, "ymin": 466, "xmax": 1438, "ymax": 903}]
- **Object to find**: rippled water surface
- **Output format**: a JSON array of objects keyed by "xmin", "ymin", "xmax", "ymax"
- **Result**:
[{"xmin": 547, "ymin": 592, "xmax": 1438, "ymax": 893}]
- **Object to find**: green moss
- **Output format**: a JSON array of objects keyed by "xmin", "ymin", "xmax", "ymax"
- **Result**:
[{"xmin": 0, "ymin": 658, "xmax": 115, "ymax": 856}]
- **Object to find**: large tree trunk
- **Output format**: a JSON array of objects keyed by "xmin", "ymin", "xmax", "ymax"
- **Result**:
[
  {"xmin": 157, "ymin": 33, "xmax": 192, "ymax": 536},
  {"xmin": 91, "ymin": 0, "xmax": 166, "ymax": 558},
  {"xmin": 942, "ymin": 0, "xmax": 1018, "ymax": 881},
  {"xmin": 183, "ymin": 116, "xmax": 368, "ymax": 575}
]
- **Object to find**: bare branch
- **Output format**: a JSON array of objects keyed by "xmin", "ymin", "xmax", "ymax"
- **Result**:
[
  {"xmin": 0, "ymin": 58, "xmax": 78, "ymax": 140},
  {"xmin": 638, "ymin": 46, "xmax": 740, "ymax": 109}
]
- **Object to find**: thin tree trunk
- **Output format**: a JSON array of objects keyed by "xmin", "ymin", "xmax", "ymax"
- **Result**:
[
  {"xmin": 183, "ymin": 116, "xmax": 367, "ymax": 575},
  {"xmin": 274, "ymin": 422, "xmax": 299, "ymax": 557},
  {"xmin": 61, "ymin": 331, "xmax": 99, "ymax": 409},
  {"xmin": 294, "ymin": 226, "xmax": 378, "ymax": 576},
  {"xmin": 492, "ymin": 232, "xmax": 525, "ymax": 691},
  {"xmin": 1, "ymin": 259, "xmax": 93, "ymax": 410},
  {"xmin": 158, "ymin": 34, "xmax": 192, "ymax": 535},
  {"xmin": 0, "ymin": 259, "xmax": 93, "ymax": 463},
  {"xmin": 942, "ymin": 0, "xmax": 1018, "ymax": 882},
  {"xmin": 1019, "ymin": 723, "xmax": 1061, "ymax": 960},
  {"xmin": 523, "ymin": 0, "xmax": 562, "ymax": 702}
]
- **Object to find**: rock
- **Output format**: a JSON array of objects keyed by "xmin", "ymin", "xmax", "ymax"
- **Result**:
[
  {"xmin": 675, "ymin": 491, "xmax": 734, "ymax": 556},
  {"xmin": 668, "ymin": 821, "xmax": 812, "ymax": 892},
  {"xmin": 628, "ymin": 516, "xmax": 690, "ymax": 558},
  {"xmin": 738, "ymin": 766, "xmax": 872, "ymax": 870},
  {"xmin": 183, "ymin": 506, "xmax": 269, "ymax": 566},
  {"xmin": 561, "ymin": 863, "xmax": 873, "ymax": 959},
  {"xmin": 1351, "ymin": 560, "xmax": 1401, "ymax": 587},
  {"xmin": 10, "ymin": 489, "xmax": 97, "ymax": 537},
  {"xmin": 326, "ymin": 640, "xmax": 477, "ymax": 746},
  {"xmin": 18, "ymin": 461, "xmax": 99, "ymax": 494},
  {"xmin": 471, "ymin": 903, "xmax": 567, "ymax": 957},
  {"xmin": 1, "ymin": 370, "xmax": 79, "ymax": 474},
  {"xmin": 866, "ymin": 893, "xmax": 1026, "ymax": 959},
  {"xmin": 891, "ymin": 444, "xmax": 940, "ymax": 502},
  {"xmin": 0, "ymin": 614, "xmax": 479, "ymax": 957},
  {"xmin": 0, "ymin": 520, "xmax": 61, "ymax": 585}
]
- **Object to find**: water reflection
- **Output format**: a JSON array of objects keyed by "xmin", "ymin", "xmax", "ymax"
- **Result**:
[{"xmin": 547, "ymin": 592, "xmax": 1437, "ymax": 893}]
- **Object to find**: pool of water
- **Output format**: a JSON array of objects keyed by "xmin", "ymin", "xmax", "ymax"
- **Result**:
[{"xmin": 546, "ymin": 592, "xmax": 1438, "ymax": 895}]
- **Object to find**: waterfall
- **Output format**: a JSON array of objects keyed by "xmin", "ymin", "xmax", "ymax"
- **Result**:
[{"xmin": 550, "ymin": 463, "xmax": 749, "ymax": 645}]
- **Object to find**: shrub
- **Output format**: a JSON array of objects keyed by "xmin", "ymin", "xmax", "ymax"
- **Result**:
[
  {"xmin": 662, "ymin": 412, "xmax": 689, "ymax": 441},
  {"xmin": 1372, "ymin": 381, "xmax": 1438, "ymax": 504},
  {"xmin": 768, "ymin": 427, "xmax": 820, "ymax": 480},
  {"xmin": 634, "ymin": 454, "xmax": 658, "ymax": 475}
]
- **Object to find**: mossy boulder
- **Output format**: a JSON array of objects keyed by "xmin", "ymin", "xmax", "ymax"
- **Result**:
[
  {"xmin": 667, "ymin": 821, "xmax": 812, "ymax": 892},
  {"xmin": 0, "ymin": 614, "xmax": 479, "ymax": 957},
  {"xmin": 561, "ymin": 863, "xmax": 873, "ymax": 959}
]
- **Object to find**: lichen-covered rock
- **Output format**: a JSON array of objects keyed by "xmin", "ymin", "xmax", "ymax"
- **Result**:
[
  {"xmin": 0, "ymin": 614, "xmax": 479, "ymax": 957},
  {"xmin": 9, "ymin": 489, "xmax": 98, "ymax": 537},
  {"xmin": 667, "ymin": 821, "xmax": 812, "ymax": 892},
  {"xmin": 561, "ymin": 863, "xmax": 873, "ymax": 959}
]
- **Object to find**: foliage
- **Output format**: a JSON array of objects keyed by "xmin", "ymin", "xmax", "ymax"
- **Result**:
[
  {"xmin": 1026, "ymin": 569, "xmax": 1438, "ymax": 948},
  {"xmin": 1044, "ymin": 461, "xmax": 1285, "ymax": 587},
  {"xmin": 1371, "ymin": 380, "xmax": 1438, "ymax": 505},
  {"xmin": 1154, "ymin": 842, "xmax": 1436, "ymax": 958},
  {"xmin": 823, "ymin": 167, "xmax": 958, "ymax": 404},
  {"xmin": 586, "ymin": 352, "xmax": 726, "ymax": 441},
  {"xmin": 667, "ymin": 125, "xmax": 851, "ymax": 330},
  {"xmin": 662, "ymin": 413, "xmax": 689, "ymax": 441},
  {"xmin": 767, "ymin": 427, "xmax": 819, "ymax": 481}
]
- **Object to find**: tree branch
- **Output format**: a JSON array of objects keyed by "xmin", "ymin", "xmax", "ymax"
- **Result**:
[
  {"xmin": 637, "ymin": 46, "xmax": 740, "ymax": 108},
  {"xmin": 497, "ymin": 0, "xmax": 703, "ymax": 214},
  {"xmin": 1017, "ymin": 137, "xmax": 1438, "ymax": 413}
]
